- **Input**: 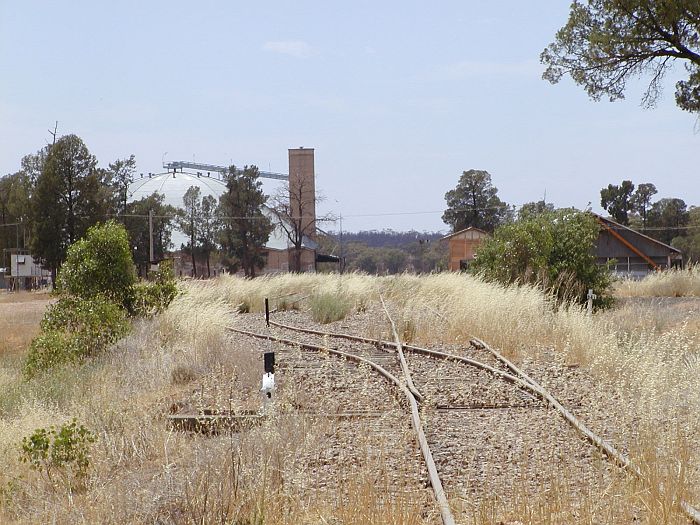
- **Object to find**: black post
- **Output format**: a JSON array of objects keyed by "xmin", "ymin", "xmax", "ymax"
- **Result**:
[
  {"xmin": 264, "ymin": 298, "xmax": 270, "ymax": 326},
  {"xmin": 264, "ymin": 352, "xmax": 275, "ymax": 374}
]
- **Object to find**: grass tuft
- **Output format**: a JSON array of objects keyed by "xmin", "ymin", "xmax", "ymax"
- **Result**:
[{"xmin": 309, "ymin": 292, "xmax": 353, "ymax": 324}]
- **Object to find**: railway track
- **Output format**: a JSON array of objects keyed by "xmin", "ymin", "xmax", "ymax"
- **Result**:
[{"xmin": 226, "ymin": 304, "xmax": 700, "ymax": 525}]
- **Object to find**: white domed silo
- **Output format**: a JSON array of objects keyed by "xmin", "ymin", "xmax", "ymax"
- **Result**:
[{"xmin": 126, "ymin": 152, "xmax": 319, "ymax": 275}]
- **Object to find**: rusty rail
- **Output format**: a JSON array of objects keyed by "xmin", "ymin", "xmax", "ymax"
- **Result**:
[
  {"xmin": 267, "ymin": 319, "xmax": 700, "ymax": 525},
  {"xmin": 379, "ymin": 295, "xmax": 424, "ymax": 403},
  {"xmin": 379, "ymin": 296, "xmax": 451, "ymax": 524},
  {"xmin": 226, "ymin": 326, "xmax": 456, "ymax": 525}
]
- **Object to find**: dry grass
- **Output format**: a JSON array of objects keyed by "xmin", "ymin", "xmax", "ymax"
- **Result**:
[
  {"xmin": 0, "ymin": 294, "xmax": 50, "ymax": 359},
  {"xmin": 0, "ymin": 284, "xmax": 432, "ymax": 524},
  {"xmin": 0, "ymin": 273, "xmax": 698, "ymax": 523},
  {"xmin": 0, "ymin": 291, "xmax": 52, "ymax": 304},
  {"xmin": 615, "ymin": 265, "xmax": 700, "ymax": 297}
]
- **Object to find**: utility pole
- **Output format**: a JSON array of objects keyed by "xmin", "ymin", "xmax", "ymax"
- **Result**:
[
  {"xmin": 15, "ymin": 223, "xmax": 19, "ymax": 287},
  {"xmin": 148, "ymin": 209, "xmax": 155, "ymax": 267},
  {"xmin": 339, "ymin": 213, "xmax": 344, "ymax": 274}
]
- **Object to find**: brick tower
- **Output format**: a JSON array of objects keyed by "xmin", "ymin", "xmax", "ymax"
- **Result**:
[{"xmin": 288, "ymin": 147, "xmax": 316, "ymax": 239}]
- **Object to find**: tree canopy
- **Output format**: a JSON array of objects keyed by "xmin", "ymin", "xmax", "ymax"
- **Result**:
[
  {"xmin": 650, "ymin": 197, "xmax": 689, "ymax": 244},
  {"xmin": 0, "ymin": 172, "xmax": 31, "ymax": 257},
  {"xmin": 123, "ymin": 192, "xmax": 176, "ymax": 276},
  {"xmin": 218, "ymin": 165, "xmax": 273, "ymax": 277},
  {"xmin": 631, "ymin": 182, "xmax": 658, "ymax": 227},
  {"xmin": 108, "ymin": 155, "xmax": 137, "ymax": 216},
  {"xmin": 30, "ymin": 135, "xmax": 110, "ymax": 276},
  {"xmin": 671, "ymin": 206, "xmax": 700, "ymax": 261},
  {"xmin": 442, "ymin": 170, "xmax": 511, "ymax": 233},
  {"xmin": 542, "ymin": 1, "xmax": 700, "ymax": 113},
  {"xmin": 600, "ymin": 180, "xmax": 635, "ymax": 224}
]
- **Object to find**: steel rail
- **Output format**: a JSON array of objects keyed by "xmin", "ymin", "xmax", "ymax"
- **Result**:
[
  {"xmin": 379, "ymin": 295, "xmax": 424, "ymax": 403},
  {"xmin": 469, "ymin": 337, "xmax": 700, "ymax": 525},
  {"xmin": 268, "ymin": 319, "xmax": 700, "ymax": 525},
  {"xmin": 226, "ymin": 326, "xmax": 456, "ymax": 525},
  {"xmin": 269, "ymin": 320, "xmax": 536, "ymax": 390},
  {"xmin": 378, "ymin": 298, "xmax": 453, "ymax": 523}
]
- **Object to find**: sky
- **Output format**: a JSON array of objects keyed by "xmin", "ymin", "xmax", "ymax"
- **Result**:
[{"xmin": 1, "ymin": 1, "xmax": 698, "ymax": 234}]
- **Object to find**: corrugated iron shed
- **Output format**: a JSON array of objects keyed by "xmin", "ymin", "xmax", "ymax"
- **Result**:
[{"xmin": 594, "ymin": 214, "xmax": 682, "ymax": 277}]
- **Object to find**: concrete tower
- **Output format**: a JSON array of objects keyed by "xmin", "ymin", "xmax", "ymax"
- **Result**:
[{"xmin": 288, "ymin": 147, "xmax": 316, "ymax": 239}]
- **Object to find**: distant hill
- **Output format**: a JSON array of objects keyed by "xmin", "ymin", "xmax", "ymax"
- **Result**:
[
  {"xmin": 318, "ymin": 229, "xmax": 448, "ymax": 274},
  {"xmin": 324, "ymin": 229, "xmax": 445, "ymax": 248}
]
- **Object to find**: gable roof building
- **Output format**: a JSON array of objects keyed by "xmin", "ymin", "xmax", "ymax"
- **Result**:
[
  {"xmin": 594, "ymin": 214, "xmax": 682, "ymax": 277},
  {"xmin": 442, "ymin": 216, "xmax": 682, "ymax": 278},
  {"xmin": 441, "ymin": 227, "xmax": 490, "ymax": 271}
]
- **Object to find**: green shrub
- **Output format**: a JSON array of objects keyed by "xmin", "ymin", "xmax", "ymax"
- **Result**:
[
  {"xmin": 24, "ymin": 296, "xmax": 129, "ymax": 377},
  {"xmin": 309, "ymin": 292, "xmax": 352, "ymax": 324},
  {"xmin": 57, "ymin": 221, "xmax": 136, "ymax": 310},
  {"xmin": 471, "ymin": 210, "xmax": 613, "ymax": 307},
  {"xmin": 132, "ymin": 260, "xmax": 179, "ymax": 317},
  {"xmin": 20, "ymin": 419, "xmax": 96, "ymax": 491}
]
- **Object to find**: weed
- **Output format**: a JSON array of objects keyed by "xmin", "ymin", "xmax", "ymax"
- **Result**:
[
  {"xmin": 131, "ymin": 260, "xmax": 179, "ymax": 317},
  {"xmin": 20, "ymin": 419, "xmax": 96, "ymax": 492},
  {"xmin": 309, "ymin": 292, "xmax": 352, "ymax": 324}
]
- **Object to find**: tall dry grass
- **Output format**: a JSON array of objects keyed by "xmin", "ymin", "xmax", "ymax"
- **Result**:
[
  {"xmin": 0, "ymin": 282, "xmax": 433, "ymax": 523},
  {"xmin": 615, "ymin": 265, "xmax": 700, "ymax": 297},
  {"xmin": 1, "ymin": 272, "xmax": 699, "ymax": 523},
  {"xmin": 183, "ymin": 273, "xmax": 700, "ymax": 521}
]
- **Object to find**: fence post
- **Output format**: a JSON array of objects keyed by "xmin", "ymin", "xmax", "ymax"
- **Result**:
[{"xmin": 587, "ymin": 289, "xmax": 597, "ymax": 316}]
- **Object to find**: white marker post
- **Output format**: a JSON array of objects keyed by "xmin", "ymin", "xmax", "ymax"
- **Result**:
[
  {"xmin": 261, "ymin": 352, "xmax": 275, "ymax": 406},
  {"xmin": 587, "ymin": 289, "xmax": 597, "ymax": 316}
]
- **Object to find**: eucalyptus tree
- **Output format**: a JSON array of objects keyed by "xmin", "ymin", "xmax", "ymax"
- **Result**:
[{"xmin": 542, "ymin": 1, "xmax": 700, "ymax": 113}]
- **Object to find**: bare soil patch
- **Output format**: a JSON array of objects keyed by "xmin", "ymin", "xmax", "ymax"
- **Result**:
[{"xmin": 0, "ymin": 293, "xmax": 51, "ymax": 358}]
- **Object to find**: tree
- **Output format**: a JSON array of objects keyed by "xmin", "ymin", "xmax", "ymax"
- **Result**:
[
  {"xmin": 472, "ymin": 209, "xmax": 613, "ymax": 306},
  {"xmin": 519, "ymin": 200, "xmax": 556, "ymax": 219},
  {"xmin": 123, "ymin": 192, "xmax": 175, "ymax": 277},
  {"xmin": 176, "ymin": 186, "xmax": 202, "ymax": 277},
  {"xmin": 20, "ymin": 147, "xmax": 48, "ymax": 185},
  {"xmin": 600, "ymin": 180, "xmax": 635, "ymax": 224},
  {"xmin": 30, "ymin": 135, "xmax": 109, "ymax": 278},
  {"xmin": 107, "ymin": 155, "xmax": 137, "ymax": 217},
  {"xmin": 218, "ymin": 166, "xmax": 273, "ymax": 278},
  {"xmin": 671, "ymin": 206, "xmax": 700, "ymax": 262},
  {"xmin": 631, "ymin": 183, "xmax": 658, "ymax": 228},
  {"xmin": 542, "ymin": 1, "xmax": 700, "ymax": 113},
  {"xmin": 382, "ymin": 248, "xmax": 408, "ymax": 274},
  {"xmin": 442, "ymin": 170, "xmax": 511, "ymax": 233},
  {"xmin": 353, "ymin": 248, "xmax": 380, "ymax": 274},
  {"xmin": 648, "ymin": 197, "xmax": 689, "ymax": 244},
  {"xmin": 0, "ymin": 172, "xmax": 32, "ymax": 257},
  {"xmin": 198, "ymin": 195, "xmax": 219, "ymax": 277},
  {"xmin": 271, "ymin": 174, "xmax": 331, "ymax": 272}
]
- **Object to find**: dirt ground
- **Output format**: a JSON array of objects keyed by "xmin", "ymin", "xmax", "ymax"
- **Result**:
[{"xmin": 0, "ymin": 291, "xmax": 51, "ymax": 358}]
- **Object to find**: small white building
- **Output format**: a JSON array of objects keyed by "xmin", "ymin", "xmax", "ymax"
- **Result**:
[{"xmin": 7, "ymin": 252, "xmax": 51, "ymax": 290}]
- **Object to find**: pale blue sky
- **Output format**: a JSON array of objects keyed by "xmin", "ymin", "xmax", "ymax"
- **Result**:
[{"xmin": 1, "ymin": 1, "xmax": 698, "ymax": 233}]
